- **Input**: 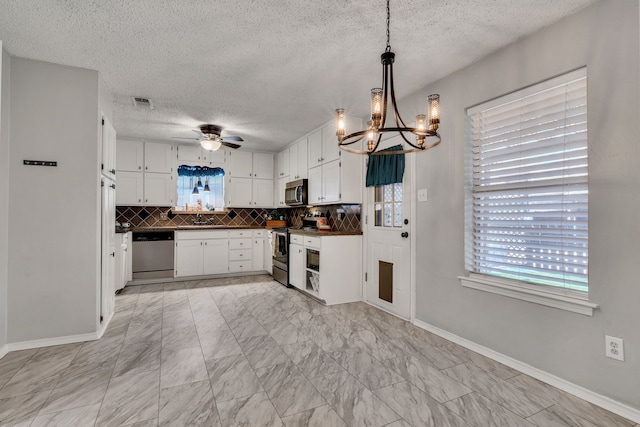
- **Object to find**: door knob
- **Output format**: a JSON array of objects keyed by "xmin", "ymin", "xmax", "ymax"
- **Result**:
[{"xmin": 401, "ymin": 232, "xmax": 409, "ymax": 238}]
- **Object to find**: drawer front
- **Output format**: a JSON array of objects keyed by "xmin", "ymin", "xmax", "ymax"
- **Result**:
[
  {"xmin": 176, "ymin": 230, "xmax": 229, "ymax": 240},
  {"xmin": 304, "ymin": 236, "xmax": 321, "ymax": 249},
  {"xmin": 229, "ymin": 249, "xmax": 252, "ymax": 261},
  {"xmin": 253, "ymin": 230, "xmax": 265, "ymax": 238},
  {"xmin": 229, "ymin": 238, "xmax": 252, "ymax": 249},
  {"xmin": 290, "ymin": 234, "xmax": 303, "ymax": 244},
  {"xmin": 229, "ymin": 229, "xmax": 252, "ymax": 238},
  {"xmin": 229, "ymin": 260, "xmax": 252, "ymax": 272}
]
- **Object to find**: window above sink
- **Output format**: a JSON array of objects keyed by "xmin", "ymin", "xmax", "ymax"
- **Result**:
[{"xmin": 174, "ymin": 165, "xmax": 225, "ymax": 212}]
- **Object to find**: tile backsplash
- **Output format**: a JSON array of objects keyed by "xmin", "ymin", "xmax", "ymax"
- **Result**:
[
  {"xmin": 116, "ymin": 206, "xmax": 269, "ymax": 228},
  {"xmin": 117, "ymin": 204, "xmax": 361, "ymax": 232}
]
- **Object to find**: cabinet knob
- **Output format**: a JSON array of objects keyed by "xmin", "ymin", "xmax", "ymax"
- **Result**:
[
  {"xmin": 138, "ymin": 199, "xmax": 141, "ymax": 202},
  {"xmin": 138, "ymin": 166, "xmax": 141, "ymax": 170},
  {"xmin": 145, "ymin": 166, "xmax": 148, "ymax": 170}
]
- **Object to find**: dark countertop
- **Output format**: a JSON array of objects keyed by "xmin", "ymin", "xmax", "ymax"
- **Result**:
[
  {"xmin": 288, "ymin": 229, "xmax": 363, "ymax": 237},
  {"xmin": 129, "ymin": 225, "xmax": 262, "ymax": 232},
  {"xmin": 115, "ymin": 228, "xmax": 131, "ymax": 234}
]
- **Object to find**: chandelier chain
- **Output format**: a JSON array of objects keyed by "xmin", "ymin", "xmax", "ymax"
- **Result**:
[{"xmin": 385, "ymin": 0, "xmax": 391, "ymax": 52}]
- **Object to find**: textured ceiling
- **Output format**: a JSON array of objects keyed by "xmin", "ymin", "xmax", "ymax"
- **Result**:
[{"xmin": 0, "ymin": 0, "xmax": 596, "ymax": 151}]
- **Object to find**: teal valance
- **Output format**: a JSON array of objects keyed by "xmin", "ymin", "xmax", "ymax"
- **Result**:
[
  {"xmin": 365, "ymin": 145, "xmax": 405, "ymax": 187},
  {"xmin": 177, "ymin": 165, "xmax": 224, "ymax": 177}
]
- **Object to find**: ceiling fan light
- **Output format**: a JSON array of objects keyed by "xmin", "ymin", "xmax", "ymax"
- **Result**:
[{"xmin": 200, "ymin": 139, "xmax": 222, "ymax": 151}]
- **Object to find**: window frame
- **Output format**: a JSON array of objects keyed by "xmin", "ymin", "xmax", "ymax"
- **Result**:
[{"xmin": 459, "ymin": 68, "xmax": 598, "ymax": 316}]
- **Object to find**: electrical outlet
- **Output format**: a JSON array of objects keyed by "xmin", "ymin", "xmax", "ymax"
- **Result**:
[
  {"xmin": 605, "ymin": 335, "xmax": 624, "ymax": 361},
  {"xmin": 418, "ymin": 188, "xmax": 428, "ymax": 202}
]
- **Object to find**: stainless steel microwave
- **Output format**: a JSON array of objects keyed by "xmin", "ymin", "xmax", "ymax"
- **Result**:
[{"xmin": 285, "ymin": 179, "xmax": 307, "ymax": 206}]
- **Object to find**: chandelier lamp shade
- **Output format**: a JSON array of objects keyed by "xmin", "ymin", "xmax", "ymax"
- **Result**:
[{"xmin": 336, "ymin": 0, "xmax": 441, "ymax": 155}]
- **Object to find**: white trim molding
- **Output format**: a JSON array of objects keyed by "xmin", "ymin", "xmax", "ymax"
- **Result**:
[
  {"xmin": 4, "ymin": 332, "xmax": 99, "ymax": 354},
  {"xmin": 413, "ymin": 318, "xmax": 640, "ymax": 424},
  {"xmin": 0, "ymin": 345, "xmax": 7, "ymax": 360},
  {"xmin": 459, "ymin": 274, "xmax": 599, "ymax": 316}
]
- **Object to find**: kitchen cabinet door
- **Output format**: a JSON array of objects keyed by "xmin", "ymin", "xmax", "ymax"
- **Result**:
[
  {"xmin": 275, "ymin": 177, "xmax": 286, "ymax": 207},
  {"xmin": 277, "ymin": 148, "xmax": 289, "ymax": 179},
  {"xmin": 322, "ymin": 123, "xmax": 340, "ymax": 164},
  {"xmin": 203, "ymin": 239, "xmax": 229, "ymax": 275},
  {"xmin": 253, "ymin": 152, "xmax": 274, "ymax": 180},
  {"xmin": 253, "ymin": 179, "xmax": 274, "ymax": 208},
  {"xmin": 226, "ymin": 177, "xmax": 252, "ymax": 207},
  {"xmin": 145, "ymin": 142, "xmax": 174, "ymax": 174},
  {"xmin": 290, "ymin": 138, "xmax": 308, "ymax": 180},
  {"xmin": 252, "ymin": 236, "xmax": 264, "ymax": 271},
  {"xmin": 288, "ymin": 143, "xmax": 299, "ymax": 180},
  {"xmin": 204, "ymin": 147, "xmax": 225, "ymax": 166},
  {"xmin": 102, "ymin": 115, "xmax": 117, "ymax": 178},
  {"xmin": 116, "ymin": 139, "xmax": 144, "ymax": 172},
  {"xmin": 322, "ymin": 160, "xmax": 340, "ymax": 203},
  {"xmin": 228, "ymin": 150, "xmax": 253, "ymax": 178},
  {"xmin": 289, "ymin": 243, "xmax": 305, "ymax": 289},
  {"xmin": 175, "ymin": 240, "xmax": 203, "ymax": 277},
  {"xmin": 307, "ymin": 129, "xmax": 322, "ymax": 168},
  {"xmin": 144, "ymin": 173, "xmax": 174, "ymax": 206},
  {"xmin": 308, "ymin": 166, "xmax": 322, "ymax": 204},
  {"xmin": 116, "ymin": 171, "xmax": 143, "ymax": 206},
  {"xmin": 177, "ymin": 145, "xmax": 204, "ymax": 163}
]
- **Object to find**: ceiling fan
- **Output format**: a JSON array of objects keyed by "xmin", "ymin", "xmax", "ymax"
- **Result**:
[{"xmin": 172, "ymin": 124, "xmax": 244, "ymax": 151}]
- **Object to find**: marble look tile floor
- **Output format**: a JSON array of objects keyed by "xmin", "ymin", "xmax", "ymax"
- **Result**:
[{"xmin": 0, "ymin": 274, "xmax": 636, "ymax": 427}]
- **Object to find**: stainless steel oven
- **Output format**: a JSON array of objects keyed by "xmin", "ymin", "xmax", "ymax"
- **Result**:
[
  {"xmin": 285, "ymin": 179, "xmax": 307, "ymax": 206},
  {"xmin": 272, "ymin": 228, "xmax": 290, "ymax": 286}
]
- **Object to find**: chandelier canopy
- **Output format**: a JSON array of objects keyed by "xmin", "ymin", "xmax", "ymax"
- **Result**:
[{"xmin": 336, "ymin": 0, "xmax": 441, "ymax": 155}]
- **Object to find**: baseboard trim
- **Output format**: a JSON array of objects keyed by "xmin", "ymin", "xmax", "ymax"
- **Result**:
[
  {"xmin": 0, "ymin": 344, "xmax": 7, "ymax": 360},
  {"xmin": 4, "ymin": 332, "xmax": 99, "ymax": 354},
  {"xmin": 413, "ymin": 319, "xmax": 640, "ymax": 424}
]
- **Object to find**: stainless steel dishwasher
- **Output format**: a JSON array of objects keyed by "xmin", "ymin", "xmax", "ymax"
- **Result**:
[{"xmin": 132, "ymin": 231, "xmax": 174, "ymax": 280}]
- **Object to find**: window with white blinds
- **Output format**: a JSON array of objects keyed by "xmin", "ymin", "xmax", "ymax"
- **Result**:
[{"xmin": 466, "ymin": 68, "xmax": 588, "ymax": 295}]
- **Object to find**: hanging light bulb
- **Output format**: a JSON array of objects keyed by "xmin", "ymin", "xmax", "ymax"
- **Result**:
[
  {"xmin": 335, "ymin": 108, "xmax": 346, "ymax": 140},
  {"xmin": 197, "ymin": 177, "xmax": 203, "ymax": 189},
  {"xmin": 428, "ymin": 94, "xmax": 440, "ymax": 131},
  {"xmin": 192, "ymin": 177, "xmax": 199, "ymax": 195},
  {"xmin": 370, "ymin": 88, "xmax": 383, "ymax": 129},
  {"xmin": 203, "ymin": 179, "xmax": 211, "ymax": 192}
]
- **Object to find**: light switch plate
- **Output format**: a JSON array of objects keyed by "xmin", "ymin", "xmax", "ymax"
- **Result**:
[{"xmin": 418, "ymin": 188, "xmax": 428, "ymax": 202}]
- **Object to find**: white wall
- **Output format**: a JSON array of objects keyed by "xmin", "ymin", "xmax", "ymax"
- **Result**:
[
  {"xmin": 8, "ymin": 58, "xmax": 101, "ymax": 342},
  {"xmin": 402, "ymin": 0, "xmax": 639, "ymax": 410},
  {"xmin": 0, "ymin": 44, "xmax": 9, "ymax": 352}
]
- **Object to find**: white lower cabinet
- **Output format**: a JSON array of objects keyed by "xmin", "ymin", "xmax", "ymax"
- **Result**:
[
  {"xmin": 175, "ymin": 230, "xmax": 229, "ymax": 277},
  {"xmin": 203, "ymin": 238, "xmax": 229, "ymax": 275},
  {"xmin": 289, "ymin": 239, "xmax": 305, "ymax": 289},
  {"xmin": 176, "ymin": 229, "xmax": 267, "ymax": 277},
  {"xmin": 288, "ymin": 232, "xmax": 362, "ymax": 305},
  {"xmin": 115, "ymin": 232, "xmax": 132, "ymax": 291}
]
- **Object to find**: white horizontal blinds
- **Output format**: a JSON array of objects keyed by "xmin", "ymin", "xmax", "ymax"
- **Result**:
[{"xmin": 468, "ymin": 69, "xmax": 588, "ymax": 293}]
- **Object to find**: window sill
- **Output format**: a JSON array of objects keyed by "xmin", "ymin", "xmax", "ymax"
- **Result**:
[{"xmin": 458, "ymin": 274, "xmax": 599, "ymax": 316}]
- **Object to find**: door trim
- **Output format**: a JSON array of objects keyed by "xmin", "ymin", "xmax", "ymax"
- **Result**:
[{"xmin": 409, "ymin": 153, "xmax": 417, "ymax": 323}]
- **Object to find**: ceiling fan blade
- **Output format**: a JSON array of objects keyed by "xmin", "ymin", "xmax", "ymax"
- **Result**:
[
  {"xmin": 221, "ymin": 136, "xmax": 243, "ymax": 142},
  {"xmin": 221, "ymin": 141, "xmax": 241, "ymax": 149},
  {"xmin": 171, "ymin": 136, "xmax": 199, "ymax": 141},
  {"xmin": 192, "ymin": 129, "xmax": 205, "ymax": 137}
]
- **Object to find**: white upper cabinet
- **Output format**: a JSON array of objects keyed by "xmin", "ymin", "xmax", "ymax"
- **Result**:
[
  {"xmin": 177, "ymin": 145, "xmax": 204, "ymax": 163},
  {"xmin": 289, "ymin": 138, "xmax": 308, "ymax": 180},
  {"xmin": 253, "ymin": 152, "xmax": 274, "ymax": 179},
  {"xmin": 228, "ymin": 150, "xmax": 253, "ymax": 178},
  {"xmin": 116, "ymin": 139, "xmax": 144, "ymax": 172},
  {"xmin": 277, "ymin": 148, "xmax": 290, "ymax": 179},
  {"xmin": 253, "ymin": 178, "xmax": 275, "ymax": 207},
  {"xmin": 116, "ymin": 171, "xmax": 144, "ymax": 205},
  {"xmin": 321, "ymin": 122, "xmax": 340, "ymax": 164},
  {"xmin": 144, "ymin": 142, "xmax": 174, "ymax": 174},
  {"xmin": 226, "ymin": 177, "xmax": 253, "ymax": 207},
  {"xmin": 101, "ymin": 115, "xmax": 117, "ymax": 178},
  {"xmin": 204, "ymin": 147, "xmax": 225, "ymax": 166},
  {"xmin": 144, "ymin": 173, "xmax": 174, "ymax": 206},
  {"xmin": 307, "ymin": 129, "xmax": 323, "ymax": 168}
]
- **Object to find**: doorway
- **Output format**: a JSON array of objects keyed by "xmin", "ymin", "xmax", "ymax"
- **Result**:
[{"xmin": 364, "ymin": 136, "xmax": 414, "ymax": 320}]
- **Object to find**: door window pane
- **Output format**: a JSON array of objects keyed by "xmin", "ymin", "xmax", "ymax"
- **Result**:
[{"xmin": 374, "ymin": 183, "xmax": 403, "ymax": 228}]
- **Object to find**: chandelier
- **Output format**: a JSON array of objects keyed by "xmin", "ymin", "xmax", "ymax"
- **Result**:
[{"xmin": 335, "ymin": 0, "xmax": 441, "ymax": 155}]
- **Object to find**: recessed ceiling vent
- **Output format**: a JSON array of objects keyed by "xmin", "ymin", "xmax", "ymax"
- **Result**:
[{"xmin": 131, "ymin": 96, "xmax": 153, "ymax": 109}]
